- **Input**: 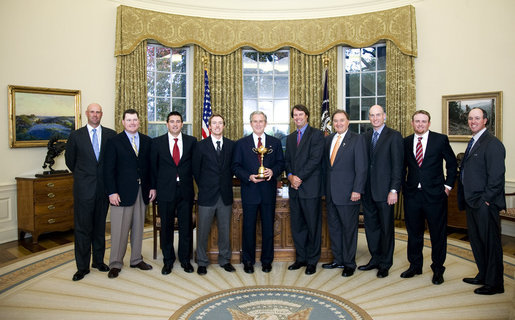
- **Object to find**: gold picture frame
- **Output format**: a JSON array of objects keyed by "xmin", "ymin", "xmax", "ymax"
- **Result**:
[
  {"xmin": 8, "ymin": 85, "xmax": 81, "ymax": 148},
  {"xmin": 442, "ymin": 91, "xmax": 502, "ymax": 142}
]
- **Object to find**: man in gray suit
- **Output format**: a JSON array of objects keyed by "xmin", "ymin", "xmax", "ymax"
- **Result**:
[
  {"xmin": 322, "ymin": 110, "xmax": 367, "ymax": 277},
  {"xmin": 65, "ymin": 103, "xmax": 116, "ymax": 281},
  {"xmin": 458, "ymin": 107, "xmax": 505, "ymax": 295},
  {"xmin": 360, "ymin": 105, "xmax": 403, "ymax": 278},
  {"xmin": 284, "ymin": 104, "xmax": 324, "ymax": 275}
]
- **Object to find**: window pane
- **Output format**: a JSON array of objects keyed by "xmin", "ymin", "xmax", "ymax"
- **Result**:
[
  {"xmin": 274, "ymin": 52, "xmax": 289, "ymax": 75},
  {"xmin": 147, "ymin": 97, "xmax": 156, "ymax": 122},
  {"xmin": 361, "ymin": 98, "xmax": 375, "ymax": 119},
  {"xmin": 243, "ymin": 99, "xmax": 258, "ymax": 122},
  {"xmin": 156, "ymin": 57, "xmax": 171, "ymax": 72},
  {"xmin": 243, "ymin": 76, "xmax": 258, "ymax": 98},
  {"xmin": 274, "ymin": 76, "xmax": 289, "ymax": 99},
  {"xmin": 243, "ymin": 51, "xmax": 258, "ymax": 74},
  {"xmin": 147, "ymin": 47, "xmax": 155, "ymax": 70},
  {"xmin": 259, "ymin": 76, "xmax": 274, "ymax": 99},
  {"xmin": 274, "ymin": 100, "xmax": 289, "ymax": 123},
  {"xmin": 346, "ymin": 98, "xmax": 360, "ymax": 121},
  {"xmin": 361, "ymin": 73, "xmax": 376, "ymax": 96},
  {"xmin": 156, "ymin": 97, "xmax": 171, "ymax": 121},
  {"xmin": 345, "ymin": 48, "xmax": 361, "ymax": 72},
  {"xmin": 171, "ymin": 49, "xmax": 186, "ymax": 73},
  {"xmin": 269, "ymin": 124, "xmax": 289, "ymax": 148},
  {"xmin": 156, "ymin": 73, "xmax": 171, "ymax": 97},
  {"xmin": 377, "ymin": 46, "xmax": 386, "ymax": 70},
  {"xmin": 243, "ymin": 124, "xmax": 252, "ymax": 136},
  {"xmin": 259, "ymin": 53, "xmax": 274, "ymax": 75},
  {"xmin": 346, "ymin": 73, "xmax": 360, "ymax": 97},
  {"xmin": 377, "ymin": 97, "xmax": 386, "ymax": 110},
  {"xmin": 147, "ymin": 71, "xmax": 155, "ymax": 96},
  {"xmin": 361, "ymin": 47, "xmax": 376, "ymax": 72},
  {"xmin": 148, "ymin": 123, "xmax": 168, "ymax": 138},
  {"xmin": 377, "ymin": 71, "xmax": 386, "ymax": 96},
  {"xmin": 172, "ymin": 98, "xmax": 186, "ymax": 121},
  {"xmin": 171, "ymin": 73, "xmax": 186, "ymax": 97},
  {"xmin": 258, "ymin": 100, "xmax": 273, "ymax": 121}
]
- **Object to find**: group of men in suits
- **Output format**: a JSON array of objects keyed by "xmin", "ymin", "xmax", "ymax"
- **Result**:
[{"xmin": 66, "ymin": 102, "xmax": 505, "ymax": 295}]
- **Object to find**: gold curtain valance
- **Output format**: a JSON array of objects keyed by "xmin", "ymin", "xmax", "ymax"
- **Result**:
[{"xmin": 115, "ymin": 5, "xmax": 417, "ymax": 57}]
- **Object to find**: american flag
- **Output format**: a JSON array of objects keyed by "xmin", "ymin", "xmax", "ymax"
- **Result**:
[
  {"xmin": 202, "ymin": 69, "xmax": 212, "ymax": 139},
  {"xmin": 320, "ymin": 69, "xmax": 332, "ymax": 136}
]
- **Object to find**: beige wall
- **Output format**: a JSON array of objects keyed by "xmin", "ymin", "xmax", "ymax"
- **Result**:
[{"xmin": 0, "ymin": 0, "xmax": 513, "ymax": 240}]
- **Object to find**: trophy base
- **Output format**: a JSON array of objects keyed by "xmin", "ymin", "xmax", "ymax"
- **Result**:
[{"xmin": 255, "ymin": 175, "xmax": 267, "ymax": 180}]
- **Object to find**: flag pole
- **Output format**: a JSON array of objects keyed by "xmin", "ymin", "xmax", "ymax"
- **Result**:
[{"xmin": 201, "ymin": 56, "xmax": 212, "ymax": 139}]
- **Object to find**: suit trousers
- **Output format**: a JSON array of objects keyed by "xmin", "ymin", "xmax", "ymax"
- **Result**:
[
  {"xmin": 196, "ymin": 196, "xmax": 232, "ymax": 266},
  {"xmin": 326, "ymin": 200, "xmax": 359, "ymax": 269},
  {"xmin": 404, "ymin": 190, "xmax": 447, "ymax": 273},
  {"xmin": 289, "ymin": 196, "xmax": 322, "ymax": 265},
  {"xmin": 159, "ymin": 183, "xmax": 194, "ymax": 265},
  {"xmin": 241, "ymin": 203, "xmax": 275, "ymax": 265},
  {"xmin": 362, "ymin": 197, "xmax": 395, "ymax": 270},
  {"xmin": 74, "ymin": 192, "xmax": 109, "ymax": 271},
  {"xmin": 466, "ymin": 202, "xmax": 504, "ymax": 289},
  {"xmin": 109, "ymin": 187, "xmax": 146, "ymax": 269}
]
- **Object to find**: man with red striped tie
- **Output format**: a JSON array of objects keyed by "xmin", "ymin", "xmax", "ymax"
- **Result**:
[{"xmin": 401, "ymin": 110, "xmax": 457, "ymax": 285}]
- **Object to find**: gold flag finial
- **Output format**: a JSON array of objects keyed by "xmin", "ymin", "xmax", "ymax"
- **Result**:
[
  {"xmin": 323, "ymin": 56, "xmax": 330, "ymax": 68},
  {"xmin": 201, "ymin": 55, "xmax": 209, "ymax": 70}
]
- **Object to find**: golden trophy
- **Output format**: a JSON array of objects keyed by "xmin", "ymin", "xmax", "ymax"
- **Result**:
[{"xmin": 252, "ymin": 145, "xmax": 273, "ymax": 179}]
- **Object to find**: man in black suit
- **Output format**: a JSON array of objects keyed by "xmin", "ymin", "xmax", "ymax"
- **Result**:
[
  {"xmin": 104, "ymin": 109, "xmax": 156, "ymax": 279},
  {"xmin": 284, "ymin": 104, "xmax": 324, "ymax": 275},
  {"xmin": 321, "ymin": 110, "xmax": 367, "ymax": 277},
  {"xmin": 458, "ymin": 107, "xmax": 505, "ymax": 295},
  {"xmin": 193, "ymin": 114, "xmax": 235, "ymax": 275},
  {"xmin": 232, "ymin": 111, "xmax": 285, "ymax": 274},
  {"xmin": 151, "ymin": 111, "xmax": 197, "ymax": 275},
  {"xmin": 401, "ymin": 110, "xmax": 457, "ymax": 285},
  {"xmin": 360, "ymin": 104, "xmax": 403, "ymax": 278},
  {"xmin": 65, "ymin": 103, "xmax": 116, "ymax": 281}
]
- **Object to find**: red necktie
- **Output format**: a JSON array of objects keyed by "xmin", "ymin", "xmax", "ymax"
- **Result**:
[
  {"xmin": 257, "ymin": 137, "xmax": 262, "ymax": 162},
  {"xmin": 173, "ymin": 138, "xmax": 180, "ymax": 166},
  {"xmin": 297, "ymin": 130, "xmax": 301, "ymax": 146},
  {"xmin": 415, "ymin": 136, "xmax": 423, "ymax": 167}
]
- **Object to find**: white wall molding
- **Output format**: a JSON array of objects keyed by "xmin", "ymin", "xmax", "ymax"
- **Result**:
[{"xmin": 0, "ymin": 183, "xmax": 18, "ymax": 244}]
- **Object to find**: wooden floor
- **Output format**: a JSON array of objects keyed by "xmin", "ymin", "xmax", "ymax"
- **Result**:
[{"xmin": 1, "ymin": 222, "xmax": 514, "ymax": 266}]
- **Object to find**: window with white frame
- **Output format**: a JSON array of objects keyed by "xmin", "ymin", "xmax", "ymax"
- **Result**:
[
  {"xmin": 242, "ymin": 49, "xmax": 290, "ymax": 145},
  {"xmin": 343, "ymin": 44, "xmax": 386, "ymax": 133},
  {"xmin": 146, "ymin": 44, "xmax": 192, "ymax": 137}
]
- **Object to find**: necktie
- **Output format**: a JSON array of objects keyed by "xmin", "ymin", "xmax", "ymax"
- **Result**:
[
  {"xmin": 415, "ymin": 136, "xmax": 423, "ymax": 167},
  {"xmin": 216, "ymin": 140, "xmax": 221, "ymax": 162},
  {"xmin": 296, "ymin": 130, "xmax": 301, "ymax": 146},
  {"xmin": 92, "ymin": 128, "xmax": 99, "ymax": 160},
  {"xmin": 131, "ymin": 135, "xmax": 138, "ymax": 156},
  {"xmin": 464, "ymin": 138, "xmax": 474, "ymax": 159},
  {"xmin": 257, "ymin": 137, "xmax": 262, "ymax": 162},
  {"xmin": 173, "ymin": 138, "xmax": 180, "ymax": 166},
  {"xmin": 330, "ymin": 134, "xmax": 341, "ymax": 166},
  {"xmin": 371, "ymin": 131, "xmax": 379, "ymax": 151}
]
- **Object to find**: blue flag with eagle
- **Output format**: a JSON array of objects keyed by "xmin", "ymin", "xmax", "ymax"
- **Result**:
[{"xmin": 320, "ymin": 69, "xmax": 331, "ymax": 136}]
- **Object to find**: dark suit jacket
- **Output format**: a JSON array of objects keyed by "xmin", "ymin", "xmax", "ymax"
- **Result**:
[
  {"xmin": 285, "ymin": 125, "xmax": 324, "ymax": 199},
  {"xmin": 65, "ymin": 125, "xmax": 116, "ymax": 200},
  {"xmin": 363, "ymin": 126, "xmax": 404, "ymax": 202},
  {"xmin": 323, "ymin": 131, "xmax": 367, "ymax": 206},
  {"xmin": 151, "ymin": 133, "xmax": 197, "ymax": 202},
  {"xmin": 232, "ymin": 134, "xmax": 285, "ymax": 205},
  {"xmin": 458, "ymin": 130, "xmax": 506, "ymax": 210},
  {"xmin": 104, "ymin": 131, "xmax": 153, "ymax": 206},
  {"xmin": 192, "ymin": 136, "xmax": 234, "ymax": 206},
  {"xmin": 403, "ymin": 131, "xmax": 457, "ymax": 202}
]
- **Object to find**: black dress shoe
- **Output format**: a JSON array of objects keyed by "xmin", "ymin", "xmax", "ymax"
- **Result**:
[
  {"xmin": 377, "ymin": 268, "xmax": 389, "ymax": 278},
  {"xmin": 108, "ymin": 268, "xmax": 120, "ymax": 279},
  {"xmin": 197, "ymin": 266, "xmax": 207, "ymax": 275},
  {"xmin": 92, "ymin": 263, "xmax": 110, "ymax": 272},
  {"xmin": 262, "ymin": 263, "xmax": 272, "ymax": 273},
  {"xmin": 322, "ymin": 262, "xmax": 344, "ymax": 269},
  {"xmin": 221, "ymin": 263, "xmax": 236, "ymax": 272},
  {"xmin": 72, "ymin": 269, "xmax": 90, "ymax": 281},
  {"xmin": 130, "ymin": 261, "xmax": 153, "ymax": 270},
  {"xmin": 463, "ymin": 277, "xmax": 484, "ymax": 285},
  {"xmin": 288, "ymin": 261, "xmax": 307, "ymax": 270},
  {"xmin": 358, "ymin": 263, "xmax": 378, "ymax": 271},
  {"xmin": 400, "ymin": 267, "xmax": 422, "ymax": 278},
  {"xmin": 305, "ymin": 264, "xmax": 316, "ymax": 275},
  {"xmin": 432, "ymin": 272, "xmax": 444, "ymax": 285},
  {"xmin": 243, "ymin": 262, "xmax": 254, "ymax": 274},
  {"xmin": 161, "ymin": 264, "xmax": 173, "ymax": 275},
  {"xmin": 341, "ymin": 266, "xmax": 355, "ymax": 277},
  {"xmin": 181, "ymin": 262, "xmax": 194, "ymax": 273},
  {"xmin": 474, "ymin": 285, "xmax": 504, "ymax": 295}
]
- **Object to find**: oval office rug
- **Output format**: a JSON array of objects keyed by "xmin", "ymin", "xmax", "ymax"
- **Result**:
[{"xmin": 171, "ymin": 285, "xmax": 372, "ymax": 320}]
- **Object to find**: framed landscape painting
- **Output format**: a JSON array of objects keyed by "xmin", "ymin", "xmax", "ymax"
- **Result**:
[
  {"xmin": 8, "ymin": 85, "xmax": 81, "ymax": 148},
  {"xmin": 442, "ymin": 91, "xmax": 502, "ymax": 142}
]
